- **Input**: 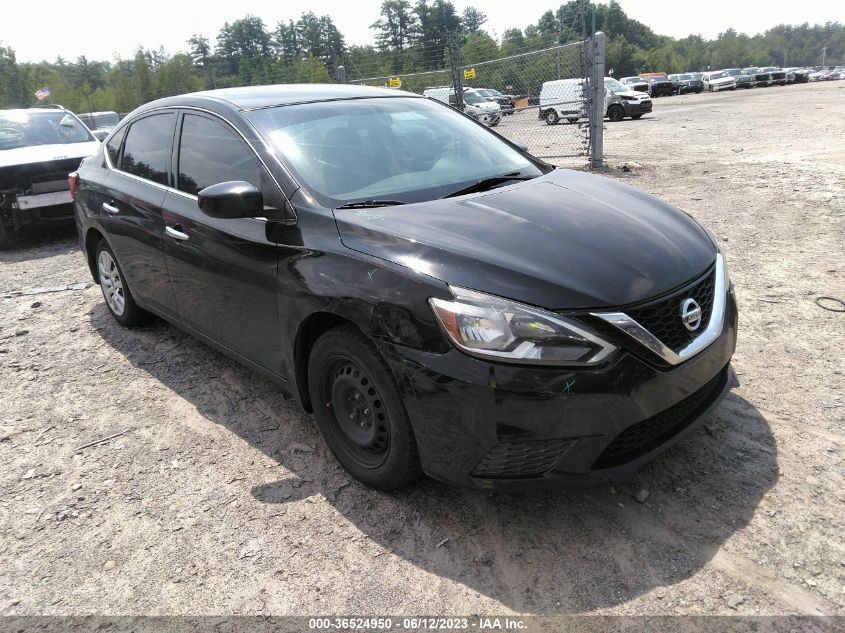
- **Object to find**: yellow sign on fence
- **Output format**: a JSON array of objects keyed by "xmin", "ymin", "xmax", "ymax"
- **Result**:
[
  {"xmin": 463, "ymin": 68, "xmax": 476, "ymax": 80},
  {"xmin": 387, "ymin": 77, "xmax": 402, "ymax": 88}
]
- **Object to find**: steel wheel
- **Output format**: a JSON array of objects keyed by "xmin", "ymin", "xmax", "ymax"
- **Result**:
[
  {"xmin": 323, "ymin": 356, "xmax": 390, "ymax": 469},
  {"xmin": 97, "ymin": 250, "xmax": 125, "ymax": 316}
]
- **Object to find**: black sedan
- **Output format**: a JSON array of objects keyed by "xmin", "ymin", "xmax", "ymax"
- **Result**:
[{"xmin": 72, "ymin": 85, "xmax": 737, "ymax": 491}]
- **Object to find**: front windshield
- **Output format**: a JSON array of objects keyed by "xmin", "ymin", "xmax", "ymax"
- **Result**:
[
  {"xmin": 0, "ymin": 110, "xmax": 94, "ymax": 150},
  {"xmin": 710, "ymin": 72, "xmax": 727, "ymax": 80},
  {"xmin": 477, "ymin": 89, "xmax": 495, "ymax": 96},
  {"xmin": 247, "ymin": 97, "xmax": 541, "ymax": 206},
  {"xmin": 462, "ymin": 92, "xmax": 485, "ymax": 104},
  {"xmin": 604, "ymin": 78, "xmax": 627, "ymax": 93}
]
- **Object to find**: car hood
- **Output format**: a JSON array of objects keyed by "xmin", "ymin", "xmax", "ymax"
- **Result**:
[
  {"xmin": 334, "ymin": 169, "xmax": 716, "ymax": 310},
  {"xmin": 616, "ymin": 90, "xmax": 649, "ymax": 99},
  {"xmin": 0, "ymin": 141, "xmax": 100, "ymax": 169}
]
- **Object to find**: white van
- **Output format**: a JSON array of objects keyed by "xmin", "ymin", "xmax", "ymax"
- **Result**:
[
  {"xmin": 422, "ymin": 86, "xmax": 502, "ymax": 126},
  {"xmin": 540, "ymin": 77, "xmax": 652, "ymax": 124}
]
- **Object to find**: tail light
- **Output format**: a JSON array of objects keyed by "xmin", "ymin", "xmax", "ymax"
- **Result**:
[{"xmin": 68, "ymin": 172, "xmax": 79, "ymax": 199}]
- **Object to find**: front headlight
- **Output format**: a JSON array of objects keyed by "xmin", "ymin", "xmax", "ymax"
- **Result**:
[{"xmin": 429, "ymin": 286, "xmax": 617, "ymax": 366}]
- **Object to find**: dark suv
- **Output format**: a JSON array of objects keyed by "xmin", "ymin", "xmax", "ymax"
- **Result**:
[
  {"xmin": 643, "ymin": 76, "xmax": 674, "ymax": 97},
  {"xmin": 72, "ymin": 84, "xmax": 737, "ymax": 491}
]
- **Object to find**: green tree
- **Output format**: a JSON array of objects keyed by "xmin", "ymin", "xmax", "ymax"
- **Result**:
[{"xmin": 461, "ymin": 7, "xmax": 487, "ymax": 35}]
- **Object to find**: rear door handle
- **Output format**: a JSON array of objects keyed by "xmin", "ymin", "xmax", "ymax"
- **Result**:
[
  {"xmin": 102, "ymin": 201, "xmax": 119, "ymax": 215},
  {"xmin": 166, "ymin": 225, "xmax": 189, "ymax": 241}
]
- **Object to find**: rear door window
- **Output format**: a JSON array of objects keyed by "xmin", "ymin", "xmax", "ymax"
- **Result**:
[
  {"xmin": 176, "ymin": 113, "xmax": 261, "ymax": 196},
  {"xmin": 121, "ymin": 113, "xmax": 176, "ymax": 186}
]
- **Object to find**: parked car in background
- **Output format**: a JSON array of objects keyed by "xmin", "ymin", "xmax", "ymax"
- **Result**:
[
  {"xmin": 668, "ymin": 73, "xmax": 704, "ymax": 94},
  {"xmin": 619, "ymin": 76, "xmax": 649, "ymax": 93},
  {"xmin": 77, "ymin": 111, "xmax": 121, "ymax": 141},
  {"xmin": 743, "ymin": 68, "xmax": 771, "ymax": 87},
  {"xmin": 761, "ymin": 68, "xmax": 787, "ymax": 86},
  {"xmin": 0, "ymin": 107, "xmax": 99, "ymax": 246},
  {"xmin": 702, "ymin": 71, "xmax": 737, "ymax": 92},
  {"xmin": 73, "ymin": 83, "xmax": 737, "ymax": 490},
  {"xmin": 423, "ymin": 86, "xmax": 501, "ymax": 126},
  {"xmin": 603, "ymin": 77, "xmax": 652, "ymax": 120},
  {"xmin": 539, "ymin": 77, "xmax": 651, "ymax": 124},
  {"xmin": 475, "ymin": 88, "xmax": 515, "ymax": 114},
  {"xmin": 722, "ymin": 68, "xmax": 754, "ymax": 88},
  {"xmin": 539, "ymin": 78, "xmax": 585, "ymax": 124},
  {"xmin": 641, "ymin": 75, "xmax": 674, "ymax": 97}
]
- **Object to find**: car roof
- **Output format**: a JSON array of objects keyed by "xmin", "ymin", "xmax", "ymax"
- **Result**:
[{"xmin": 179, "ymin": 83, "xmax": 419, "ymax": 110}]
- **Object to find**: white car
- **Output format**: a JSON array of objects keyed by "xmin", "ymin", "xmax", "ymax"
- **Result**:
[
  {"xmin": 702, "ymin": 71, "xmax": 737, "ymax": 92},
  {"xmin": 422, "ymin": 87, "xmax": 501, "ymax": 126},
  {"xmin": 0, "ymin": 108, "xmax": 100, "ymax": 246},
  {"xmin": 539, "ymin": 77, "xmax": 651, "ymax": 124}
]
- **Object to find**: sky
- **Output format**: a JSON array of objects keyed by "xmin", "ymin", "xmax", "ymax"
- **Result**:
[{"xmin": 3, "ymin": 0, "xmax": 843, "ymax": 63}]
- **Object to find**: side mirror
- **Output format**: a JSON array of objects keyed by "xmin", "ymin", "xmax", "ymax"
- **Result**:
[
  {"xmin": 92, "ymin": 129, "xmax": 109, "ymax": 142},
  {"xmin": 197, "ymin": 181, "xmax": 263, "ymax": 219}
]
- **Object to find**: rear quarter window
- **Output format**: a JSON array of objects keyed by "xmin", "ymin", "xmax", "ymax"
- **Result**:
[{"xmin": 121, "ymin": 113, "xmax": 176, "ymax": 186}]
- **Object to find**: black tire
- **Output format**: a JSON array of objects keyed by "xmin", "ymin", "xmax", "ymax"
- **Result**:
[
  {"xmin": 631, "ymin": 114, "xmax": 644, "ymax": 120},
  {"xmin": 607, "ymin": 105, "xmax": 624, "ymax": 122},
  {"xmin": 544, "ymin": 109, "xmax": 559, "ymax": 125},
  {"xmin": 308, "ymin": 325, "xmax": 423, "ymax": 490},
  {"xmin": 0, "ymin": 222, "xmax": 7, "ymax": 250},
  {"xmin": 567, "ymin": 117, "xmax": 579, "ymax": 124},
  {"xmin": 94, "ymin": 239, "xmax": 154, "ymax": 327}
]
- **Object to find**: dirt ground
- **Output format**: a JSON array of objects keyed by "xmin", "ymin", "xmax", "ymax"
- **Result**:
[{"xmin": 1, "ymin": 81, "xmax": 844, "ymax": 618}]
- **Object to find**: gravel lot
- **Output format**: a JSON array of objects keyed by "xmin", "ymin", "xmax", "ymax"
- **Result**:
[{"xmin": 1, "ymin": 81, "xmax": 844, "ymax": 618}]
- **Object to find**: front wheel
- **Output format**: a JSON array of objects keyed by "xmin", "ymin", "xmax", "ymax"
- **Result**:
[
  {"xmin": 95, "ymin": 240, "xmax": 154, "ymax": 327},
  {"xmin": 544, "ymin": 109, "xmax": 559, "ymax": 125},
  {"xmin": 607, "ymin": 105, "xmax": 624, "ymax": 122},
  {"xmin": 308, "ymin": 325, "xmax": 422, "ymax": 490}
]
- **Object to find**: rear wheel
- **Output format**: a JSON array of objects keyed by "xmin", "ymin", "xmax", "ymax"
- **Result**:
[
  {"xmin": 607, "ymin": 105, "xmax": 624, "ymax": 122},
  {"xmin": 544, "ymin": 109, "xmax": 559, "ymax": 125},
  {"xmin": 95, "ymin": 240, "xmax": 154, "ymax": 327},
  {"xmin": 308, "ymin": 325, "xmax": 422, "ymax": 490},
  {"xmin": 0, "ymin": 222, "xmax": 7, "ymax": 250}
]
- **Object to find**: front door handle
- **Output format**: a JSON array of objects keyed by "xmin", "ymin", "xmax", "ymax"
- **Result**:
[
  {"xmin": 165, "ymin": 225, "xmax": 190, "ymax": 241},
  {"xmin": 102, "ymin": 201, "xmax": 119, "ymax": 215}
]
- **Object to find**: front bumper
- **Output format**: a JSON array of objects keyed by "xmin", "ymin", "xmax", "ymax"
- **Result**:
[
  {"xmin": 622, "ymin": 100, "xmax": 652, "ymax": 116},
  {"xmin": 380, "ymin": 291, "xmax": 738, "ymax": 490}
]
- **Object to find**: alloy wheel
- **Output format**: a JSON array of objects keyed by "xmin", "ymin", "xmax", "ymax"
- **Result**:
[{"xmin": 97, "ymin": 250, "xmax": 125, "ymax": 316}]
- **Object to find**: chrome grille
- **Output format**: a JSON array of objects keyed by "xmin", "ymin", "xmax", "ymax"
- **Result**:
[{"xmin": 625, "ymin": 266, "xmax": 716, "ymax": 353}]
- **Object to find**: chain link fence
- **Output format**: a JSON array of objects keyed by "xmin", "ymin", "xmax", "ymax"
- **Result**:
[{"xmin": 349, "ymin": 37, "xmax": 597, "ymax": 162}]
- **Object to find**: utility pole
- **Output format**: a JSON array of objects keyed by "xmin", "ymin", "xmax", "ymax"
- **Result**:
[
  {"xmin": 447, "ymin": 32, "xmax": 464, "ymax": 110},
  {"xmin": 821, "ymin": 43, "xmax": 827, "ymax": 68},
  {"xmin": 556, "ymin": 18, "xmax": 562, "ymax": 79}
]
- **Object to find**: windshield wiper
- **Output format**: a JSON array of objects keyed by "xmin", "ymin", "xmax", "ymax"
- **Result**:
[
  {"xmin": 442, "ymin": 173, "xmax": 534, "ymax": 199},
  {"xmin": 335, "ymin": 200, "xmax": 406, "ymax": 209}
]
